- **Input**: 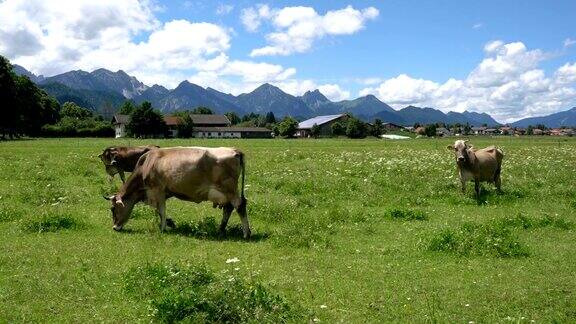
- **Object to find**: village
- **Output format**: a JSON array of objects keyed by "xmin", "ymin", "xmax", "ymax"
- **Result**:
[{"xmin": 112, "ymin": 112, "xmax": 576, "ymax": 139}]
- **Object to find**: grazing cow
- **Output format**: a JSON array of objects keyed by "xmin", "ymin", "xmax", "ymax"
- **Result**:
[
  {"xmin": 104, "ymin": 147, "xmax": 250, "ymax": 238},
  {"xmin": 447, "ymin": 140, "xmax": 504, "ymax": 197},
  {"xmin": 98, "ymin": 145, "xmax": 159, "ymax": 182}
]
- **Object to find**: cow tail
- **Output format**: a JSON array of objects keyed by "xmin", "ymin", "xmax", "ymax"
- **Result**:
[{"xmin": 239, "ymin": 152, "xmax": 246, "ymax": 199}]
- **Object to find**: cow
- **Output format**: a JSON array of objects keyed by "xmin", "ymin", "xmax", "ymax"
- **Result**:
[
  {"xmin": 447, "ymin": 140, "xmax": 504, "ymax": 197},
  {"xmin": 98, "ymin": 145, "xmax": 159, "ymax": 182},
  {"xmin": 103, "ymin": 147, "xmax": 250, "ymax": 239}
]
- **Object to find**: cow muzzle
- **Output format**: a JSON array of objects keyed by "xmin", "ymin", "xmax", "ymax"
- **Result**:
[
  {"xmin": 457, "ymin": 156, "xmax": 465, "ymax": 162},
  {"xmin": 112, "ymin": 225, "xmax": 123, "ymax": 231}
]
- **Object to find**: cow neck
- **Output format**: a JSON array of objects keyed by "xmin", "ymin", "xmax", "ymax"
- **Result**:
[{"xmin": 118, "ymin": 171, "xmax": 145, "ymax": 204}]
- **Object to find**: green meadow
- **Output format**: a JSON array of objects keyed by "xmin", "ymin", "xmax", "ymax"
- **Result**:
[{"xmin": 0, "ymin": 137, "xmax": 575, "ymax": 322}]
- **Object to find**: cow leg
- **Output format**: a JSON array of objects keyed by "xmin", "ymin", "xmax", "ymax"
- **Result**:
[
  {"xmin": 220, "ymin": 203, "xmax": 234, "ymax": 235},
  {"xmin": 494, "ymin": 168, "xmax": 502, "ymax": 192},
  {"xmin": 155, "ymin": 196, "xmax": 167, "ymax": 232},
  {"xmin": 119, "ymin": 171, "xmax": 126, "ymax": 183},
  {"xmin": 460, "ymin": 179, "xmax": 466, "ymax": 193},
  {"xmin": 474, "ymin": 180, "xmax": 480, "ymax": 198},
  {"xmin": 236, "ymin": 197, "xmax": 251, "ymax": 239}
]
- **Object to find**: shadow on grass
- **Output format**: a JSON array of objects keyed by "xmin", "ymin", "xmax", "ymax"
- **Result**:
[{"xmin": 167, "ymin": 216, "xmax": 270, "ymax": 242}]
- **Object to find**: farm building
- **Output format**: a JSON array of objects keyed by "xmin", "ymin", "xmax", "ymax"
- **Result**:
[
  {"xmin": 112, "ymin": 113, "xmax": 271, "ymax": 138},
  {"xmin": 296, "ymin": 114, "xmax": 349, "ymax": 137},
  {"xmin": 383, "ymin": 122, "xmax": 405, "ymax": 131},
  {"xmin": 193, "ymin": 127, "xmax": 272, "ymax": 138}
]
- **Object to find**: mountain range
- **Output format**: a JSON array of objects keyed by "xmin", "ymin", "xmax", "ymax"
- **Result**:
[{"xmin": 13, "ymin": 64, "xmax": 575, "ymax": 127}]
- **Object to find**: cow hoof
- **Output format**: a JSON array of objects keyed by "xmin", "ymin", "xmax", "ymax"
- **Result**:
[{"xmin": 166, "ymin": 218, "xmax": 176, "ymax": 228}]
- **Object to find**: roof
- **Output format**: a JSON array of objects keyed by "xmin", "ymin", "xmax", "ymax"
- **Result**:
[
  {"xmin": 163, "ymin": 116, "xmax": 182, "ymax": 126},
  {"xmin": 298, "ymin": 114, "xmax": 345, "ymax": 129},
  {"xmin": 189, "ymin": 114, "xmax": 231, "ymax": 125},
  {"xmin": 113, "ymin": 114, "xmax": 129, "ymax": 124},
  {"xmin": 194, "ymin": 127, "xmax": 272, "ymax": 133}
]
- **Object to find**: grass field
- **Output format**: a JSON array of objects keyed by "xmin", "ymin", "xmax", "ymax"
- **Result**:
[{"xmin": 0, "ymin": 137, "xmax": 575, "ymax": 322}]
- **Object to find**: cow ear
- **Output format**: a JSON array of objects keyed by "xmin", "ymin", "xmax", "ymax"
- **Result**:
[{"xmin": 103, "ymin": 195, "xmax": 115, "ymax": 201}]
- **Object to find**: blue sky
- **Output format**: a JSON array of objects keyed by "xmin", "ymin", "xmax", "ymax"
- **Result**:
[{"xmin": 1, "ymin": 0, "xmax": 575, "ymax": 121}]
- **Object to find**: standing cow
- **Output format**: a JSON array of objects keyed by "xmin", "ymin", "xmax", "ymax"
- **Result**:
[
  {"xmin": 98, "ymin": 145, "xmax": 159, "ymax": 182},
  {"xmin": 447, "ymin": 140, "xmax": 504, "ymax": 197},
  {"xmin": 104, "ymin": 147, "xmax": 250, "ymax": 239}
]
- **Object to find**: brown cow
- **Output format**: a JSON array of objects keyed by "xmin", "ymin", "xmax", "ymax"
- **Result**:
[
  {"xmin": 98, "ymin": 145, "xmax": 159, "ymax": 182},
  {"xmin": 104, "ymin": 147, "xmax": 250, "ymax": 238},
  {"xmin": 447, "ymin": 140, "xmax": 504, "ymax": 197}
]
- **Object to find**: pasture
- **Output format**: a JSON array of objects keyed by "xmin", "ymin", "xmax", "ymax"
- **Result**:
[{"xmin": 0, "ymin": 137, "xmax": 575, "ymax": 322}]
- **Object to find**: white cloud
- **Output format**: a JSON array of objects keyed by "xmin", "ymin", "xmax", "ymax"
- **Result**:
[
  {"xmin": 472, "ymin": 23, "xmax": 483, "ymax": 29},
  {"xmin": 240, "ymin": 4, "xmax": 271, "ymax": 32},
  {"xmin": 359, "ymin": 41, "xmax": 576, "ymax": 123},
  {"xmin": 216, "ymin": 4, "xmax": 234, "ymax": 15},
  {"xmin": 244, "ymin": 5, "xmax": 379, "ymax": 56},
  {"xmin": 564, "ymin": 38, "xmax": 576, "ymax": 48},
  {"xmin": 0, "ymin": 0, "xmax": 302, "ymax": 92},
  {"xmin": 318, "ymin": 84, "xmax": 350, "ymax": 101}
]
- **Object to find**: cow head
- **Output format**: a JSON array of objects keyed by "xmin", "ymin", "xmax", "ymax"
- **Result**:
[
  {"xmin": 103, "ymin": 194, "xmax": 133, "ymax": 231},
  {"xmin": 99, "ymin": 148, "xmax": 118, "ymax": 166},
  {"xmin": 447, "ymin": 140, "xmax": 471, "ymax": 164}
]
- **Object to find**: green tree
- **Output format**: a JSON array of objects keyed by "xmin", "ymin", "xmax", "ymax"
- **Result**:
[
  {"xmin": 0, "ymin": 55, "xmax": 19, "ymax": 139},
  {"xmin": 370, "ymin": 118, "xmax": 384, "ymax": 137},
  {"xmin": 331, "ymin": 121, "xmax": 345, "ymax": 136},
  {"xmin": 265, "ymin": 111, "xmax": 276, "ymax": 124},
  {"xmin": 277, "ymin": 117, "xmax": 298, "ymax": 138},
  {"xmin": 526, "ymin": 125, "xmax": 534, "ymax": 135},
  {"xmin": 345, "ymin": 118, "xmax": 367, "ymax": 138},
  {"xmin": 310, "ymin": 123, "xmax": 321, "ymax": 138},
  {"xmin": 424, "ymin": 124, "xmax": 437, "ymax": 137},
  {"xmin": 60, "ymin": 102, "xmax": 93, "ymax": 119},
  {"xmin": 192, "ymin": 106, "xmax": 213, "ymax": 114},
  {"xmin": 177, "ymin": 114, "xmax": 194, "ymax": 138},
  {"xmin": 118, "ymin": 101, "xmax": 136, "ymax": 115},
  {"xmin": 127, "ymin": 101, "xmax": 168, "ymax": 138},
  {"xmin": 15, "ymin": 75, "xmax": 59, "ymax": 136},
  {"xmin": 225, "ymin": 111, "xmax": 241, "ymax": 125},
  {"xmin": 463, "ymin": 123, "xmax": 472, "ymax": 135}
]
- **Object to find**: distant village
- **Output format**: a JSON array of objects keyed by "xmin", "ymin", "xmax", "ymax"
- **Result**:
[{"xmin": 113, "ymin": 111, "xmax": 575, "ymax": 139}]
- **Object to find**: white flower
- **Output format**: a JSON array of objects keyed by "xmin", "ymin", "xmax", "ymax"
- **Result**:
[
  {"xmin": 226, "ymin": 257, "xmax": 240, "ymax": 263},
  {"xmin": 319, "ymin": 305, "xmax": 327, "ymax": 309}
]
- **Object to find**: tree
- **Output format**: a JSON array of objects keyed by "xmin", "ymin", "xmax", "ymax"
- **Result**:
[
  {"xmin": 277, "ymin": 117, "xmax": 298, "ymax": 138},
  {"xmin": 225, "ymin": 111, "xmax": 241, "ymax": 125},
  {"xmin": 118, "ymin": 101, "xmax": 136, "ymax": 115},
  {"xmin": 370, "ymin": 118, "xmax": 384, "ymax": 137},
  {"xmin": 345, "ymin": 118, "xmax": 367, "ymax": 138},
  {"xmin": 310, "ymin": 123, "xmax": 321, "ymax": 138},
  {"xmin": 265, "ymin": 111, "xmax": 276, "ymax": 124},
  {"xmin": 177, "ymin": 114, "xmax": 194, "ymax": 138},
  {"xmin": 61, "ymin": 102, "xmax": 93, "ymax": 119},
  {"xmin": 526, "ymin": 125, "xmax": 534, "ymax": 135},
  {"xmin": 192, "ymin": 106, "xmax": 213, "ymax": 114},
  {"xmin": 126, "ymin": 101, "xmax": 167, "ymax": 138},
  {"xmin": 331, "ymin": 122, "xmax": 345, "ymax": 136},
  {"xmin": 424, "ymin": 124, "xmax": 437, "ymax": 137},
  {"xmin": 15, "ymin": 75, "xmax": 59, "ymax": 136},
  {"xmin": 463, "ymin": 123, "xmax": 472, "ymax": 135},
  {"xmin": 0, "ymin": 55, "xmax": 19, "ymax": 139}
]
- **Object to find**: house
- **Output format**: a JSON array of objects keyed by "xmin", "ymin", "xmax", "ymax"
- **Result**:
[
  {"xmin": 193, "ymin": 127, "xmax": 272, "ymax": 138},
  {"xmin": 189, "ymin": 114, "xmax": 231, "ymax": 127},
  {"xmin": 163, "ymin": 116, "xmax": 182, "ymax": 138},
  {"xmin": 484, "ymin": 128, "xmax": 499, "ymax": 135},
  {"xmin": 436, "ymin": 127, "xmax": 452, "ymax": 137},
  {"xmin": 296, "ymin": 114, "xmax": 349, "ymax": 137},
  {"xmin": 112, "ymin": 113, "xmax": 271, "ymax": 138},
  {"xmin": 471, "ymin": 126, "xmax": 487, "ymax": 135},
  {"xmin": 383, "ymin": 122, "xmax": 404, "ymax": 131},
  {"xmin": 112, "ymin": 114, "xmax": 129, "ymax": 138}
]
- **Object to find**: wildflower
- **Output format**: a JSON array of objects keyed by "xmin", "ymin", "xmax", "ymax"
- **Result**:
[
  {"xmin": 319, "ymin": 305, "xmax": 327, "ymax": 309},
  {"xmin": 226, "ymin": 257, "xmax": 240, "ymax": 263}
]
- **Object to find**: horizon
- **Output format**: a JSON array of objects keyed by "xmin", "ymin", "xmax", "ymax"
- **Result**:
[{"xmin": 1, "ymin": 0, "xmax": 575, "ymax": 123}]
